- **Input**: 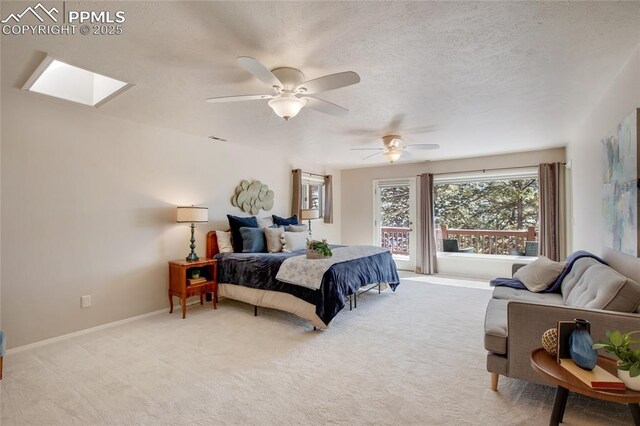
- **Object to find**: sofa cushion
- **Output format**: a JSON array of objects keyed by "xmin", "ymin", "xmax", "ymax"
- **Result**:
[
  {"xmin": 485, "ymin": 299, "xmax": 508, "ymax": 355},
  {"xmin": 513, "ymin": 255, "xmax": 565, "ymax": 292},
  {"xmin": 492, "ymin": 287, "xmax": 564, "ymax": 305},
  {"xmin": 564, "ymin": 261, "xmax": 640, "ymax": 312}
]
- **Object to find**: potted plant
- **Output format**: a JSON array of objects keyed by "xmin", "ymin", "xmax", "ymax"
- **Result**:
[
  {"xmin": 593, "ymin": 330, "xmax": 640, "ymax": 390},
  {"xmin": 306, "ymin": 239, "xmax": 332, "ymax": 259}
]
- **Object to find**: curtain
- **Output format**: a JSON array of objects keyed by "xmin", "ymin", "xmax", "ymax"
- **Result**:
[
  {"xmin": 291, "ymin": 169, "xmax": 302, "ymax": 219},
  {"xmin": 538, "ymin": 162, "xmax": 567, "ymax": 261},
  {"xmin": 323, "ymin": 175, "xmax": 333, "ymax": 224},
  {"xmin": 418, "ymin": 173, "xmax": 437, "ymax": 274}
]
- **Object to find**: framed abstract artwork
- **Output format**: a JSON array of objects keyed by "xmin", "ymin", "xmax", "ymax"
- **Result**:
[{"xmin": 602, "ymin": 108, "xmax": 639, "ymax": 257}]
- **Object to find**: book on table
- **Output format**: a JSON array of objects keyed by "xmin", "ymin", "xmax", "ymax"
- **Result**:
[
  {"xmin": 187, "ymin": 277, "xmax": 207, "ymax": 285},
  {"xmin": 558, "ymin": 359, "xmax": 625, "ymax": 390}
]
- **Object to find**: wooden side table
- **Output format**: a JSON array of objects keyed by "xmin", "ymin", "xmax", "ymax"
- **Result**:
[
  {"xmin": 168, "ymin": 258, "xmax": 218, "ymax": 319},
  {"xmin": 530, "ymin": 348, "xmax": 640, "ymax": 425}
]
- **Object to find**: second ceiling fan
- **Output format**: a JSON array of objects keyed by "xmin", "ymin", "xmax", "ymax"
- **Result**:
[
  {"xmin": 206, "ymin": 57, "xmax": 360, "ymax": 121},
  {"xmin": 352, "ymin": 135, "xmax": 440, "ymax": 163}
]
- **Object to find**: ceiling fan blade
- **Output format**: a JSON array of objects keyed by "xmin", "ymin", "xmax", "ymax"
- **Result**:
[
  {"xmin": 387, "ymin": 114, "xmax": 405, "ymax": 133},
  {"xmin": 400, "ymin": 150, "xmax": 413, "ymax": 160},
  {"xmin": 361, "ymin": 151, "xmax": 382, "ymax": 160},
  {"xmin": 297, "ymin": 71, "xmax": 360, "ymax": 94},
  {"xmin": 403, "ymin": 125, "xmax": 438, "ymax": 135},
  {"xmin": 206, "ymin": 94, "xmax": 273, "ymax": 104},
  {"xmin": 237, "ymin": 56, "xmax": 283, "ymax": 88},
  {"xmin": 405, "ymin": 143, "xmax": 440, "ymax": 150},
  {"xmin": 350, "ymin": 148, "xmax": 383, "ymax": 151},
  {"xmin": 303, "ymin": 97, "xmax": 349, "ymax": 116}
]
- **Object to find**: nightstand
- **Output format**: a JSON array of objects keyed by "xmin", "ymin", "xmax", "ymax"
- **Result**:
[{"xmin": 168, "ymin": 258, "xmax": 218, "ymax": 319}]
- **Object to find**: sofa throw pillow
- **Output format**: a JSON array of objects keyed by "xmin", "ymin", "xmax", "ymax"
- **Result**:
[
  {"xmin": 227, "ymin": 215, "xmax": 258, "ymax": 253},
  {"xmin": 239, "ymin": 227, "xmax": 266, "ymax": 253},
  {"xmin": 282, "ymin": 231, "xmax": 307, "ymax": 253},
  {"xmin": 264, "ymin": 226, "xmax": 285, "ymax": 253},
  {"xmin": 273, "ymin": 214, "xmax": 299, "ymax": 227},
  {"xmin": 215, "ymin": 230, "xmax": 233, "ymax": 253},
  {"xmin": 513, "ymin": 256, "xmax": 565, "ymax": 292},
  {"xmin": 287, "ymin": 224, "xmax": 308, "ymax": 233}
]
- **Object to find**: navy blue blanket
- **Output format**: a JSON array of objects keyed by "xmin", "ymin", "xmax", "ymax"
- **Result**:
[
  {"xmin": 490, "ymin": 251, "xmax": 608, "ymax": 293},
  {"xmin": 215, "ymin": 248, "xmax": 400, "ymax": 325}
]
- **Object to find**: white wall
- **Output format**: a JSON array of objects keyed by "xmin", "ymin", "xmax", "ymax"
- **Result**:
[
  {"xmin": 341, "ymin": 148, "xmax": 565, "ymax": 251},
  {"xmin": 0, "ymin": 92, "xmax": 340, "ymax": 348},
  {"xmin": 568, "ymin": 44, "xmax": 640, "ymax": 283}
]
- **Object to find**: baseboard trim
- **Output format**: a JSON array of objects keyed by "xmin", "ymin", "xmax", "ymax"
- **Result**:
[{"xmin": 6, "ymin": 300, "xmax": 205, "ymax": 355}]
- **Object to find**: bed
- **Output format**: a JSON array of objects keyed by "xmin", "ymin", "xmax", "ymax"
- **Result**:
[{"xmin": 205, "ymin": 231, "xmax": 400, "ymax": 328}]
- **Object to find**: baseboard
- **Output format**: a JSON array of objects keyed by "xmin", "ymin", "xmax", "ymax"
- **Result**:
[{"xmin": 6, "ymin": 300, "xmax": 204, "ymax": 355}]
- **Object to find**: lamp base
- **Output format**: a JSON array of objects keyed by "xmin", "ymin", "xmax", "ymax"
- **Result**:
[{"xmin": 186, "ymin": 252, "xmax": 199, "ymax": 262}]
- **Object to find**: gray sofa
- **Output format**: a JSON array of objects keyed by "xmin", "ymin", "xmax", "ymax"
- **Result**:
[{"xmin": 485, "ymin": 256, "xmax": 640, "ymax": 390}]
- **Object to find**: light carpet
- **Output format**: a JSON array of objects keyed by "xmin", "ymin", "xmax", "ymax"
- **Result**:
[{"xmin": 1, "ymin": 279, "xmax": 632, "ymax": 425}]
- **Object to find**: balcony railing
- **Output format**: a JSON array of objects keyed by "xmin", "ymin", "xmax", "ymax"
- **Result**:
[
  {"xmin": 381, "ymin": 226, "xmax": 411, "ymax": 256},
  {"xmin": 380, "ymin": 225, "xmax": 538, "ymax": 257},
  {"xmin": 440, "ymin": 224, "xmax": 537, "ymax": 255}
]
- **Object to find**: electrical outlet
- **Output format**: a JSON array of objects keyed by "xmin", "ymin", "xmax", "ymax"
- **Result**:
[{"xmin": 81, "ymin": 295, "xmax": 91, "ymax": 308}]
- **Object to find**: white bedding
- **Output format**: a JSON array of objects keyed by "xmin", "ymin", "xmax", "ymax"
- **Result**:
[{"xmin": 275, "ymin": 246, "xmax": 390, "ymax": 290}]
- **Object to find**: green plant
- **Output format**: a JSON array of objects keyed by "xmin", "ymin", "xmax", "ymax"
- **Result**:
[
  {"xmin": 190, "ymin": 268, "xmax": 201, "ymax": 279},
  {"xmin": 307, "ymin": 239, "xmax": 332, "ymax": 257},
  {"xmin": 593, "ymin": 330, "xmax": 640, "ymax": 377}
]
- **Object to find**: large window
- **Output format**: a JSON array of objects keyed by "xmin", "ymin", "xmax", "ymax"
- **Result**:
[{"xmin": 434, "ymin": 170, "xmax": 539, "ymax": 256}]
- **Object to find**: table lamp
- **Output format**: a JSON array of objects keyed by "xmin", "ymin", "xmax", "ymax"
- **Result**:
[
  {"xmin": 177, "ymin": 206, "xmax": 208, "ymax": 261},
  {"xmin": 300, "ymin": 209, "xmax": 320, "ymax": 238}
]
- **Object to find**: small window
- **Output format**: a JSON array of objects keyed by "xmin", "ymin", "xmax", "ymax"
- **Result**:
[{"xmin": 301, "ymin": 175, "xmax": 324, "ymax": 217}]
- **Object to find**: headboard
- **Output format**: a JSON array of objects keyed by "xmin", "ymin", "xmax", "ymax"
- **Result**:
[{"xmin": 206, "ymin": 231, "xmax": 219, "ymax": 258}]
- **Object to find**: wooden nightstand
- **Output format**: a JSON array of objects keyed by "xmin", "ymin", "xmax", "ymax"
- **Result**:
[{"xmin": 168, "ymin": 258, "xmax": 218, "ymax": 319}]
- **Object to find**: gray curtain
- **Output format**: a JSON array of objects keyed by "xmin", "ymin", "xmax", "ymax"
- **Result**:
[
  {"xmin": 291, "ymin": 169, "xmax": 302, "ymax": 218},
  {"xmin": 323, "ymin": 175, "xmax": 333, "ymax": 224},
  {"xmin": 418, "ymin": 173, "xmax": 437, "ymax": 274},
  {"xmin": 538, "ymin": 162, "xmax": 567, "ymax": 261}
]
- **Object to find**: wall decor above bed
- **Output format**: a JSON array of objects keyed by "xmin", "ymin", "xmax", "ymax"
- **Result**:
[{"xmin": 231, "ymin": 180, "xmax": 274, "ymax": 214}]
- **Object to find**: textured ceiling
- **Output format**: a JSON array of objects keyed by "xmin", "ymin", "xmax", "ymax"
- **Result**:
[{"xmin": 2, "ymin": 1, "xmax": 640, "ymax": 168}]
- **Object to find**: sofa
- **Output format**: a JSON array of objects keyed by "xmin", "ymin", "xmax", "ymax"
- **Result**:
[{"xmin": 485, "ymin": 253, "xmax": 640, "ymax": 390}]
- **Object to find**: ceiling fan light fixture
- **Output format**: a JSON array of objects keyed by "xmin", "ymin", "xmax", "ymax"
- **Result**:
[
  {"xmin": 268, "ymin": 95, "xmax": 307, "ymax": 120},
  {"xmin": 383, "ymin": 149, "xmax": 403, "ymax": 163}
]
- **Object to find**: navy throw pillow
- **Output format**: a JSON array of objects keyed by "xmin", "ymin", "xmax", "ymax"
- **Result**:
[
  {"xmin": 227, "ymin": 215, "xmax": 258, "ymax": 252},
  {"xmin": 239, "ymin": 227, "xmax": 266, "ymax": 253},
  {"xmin": 273, "ymin": 214, "xmax": 299, "ymax": 227}
]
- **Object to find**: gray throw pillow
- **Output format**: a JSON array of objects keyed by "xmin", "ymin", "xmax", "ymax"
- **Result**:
[
  {"xmin": 287, "ymin": 224, "xmax": 308, "ymax": 233},
  {"xmin": 264, "ymin": 226, "xmax": 285, "ymax": 253},
  {"xmin": 513, "ymin": 256, "xmax": 565, "ymax": 292}
]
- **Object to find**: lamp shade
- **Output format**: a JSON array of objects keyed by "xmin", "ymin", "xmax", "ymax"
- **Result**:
[
  {"xmin": 176, "ymin": 206, "xmax": 208, "ymax": 223},
  {"xmin": 300, "ymin": 209, "xmax": 321, "ymax": 220},
  {"xmin": 383, "ymin": 149, "xmax": 403, "ymax": 163},
  {"xmin": 268, "ymin": 95, "xmax": 307, "ymax": 120}
]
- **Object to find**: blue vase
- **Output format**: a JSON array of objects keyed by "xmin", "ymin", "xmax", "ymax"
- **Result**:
[{"xmin": 569, "ymin": 319, "xmax": 598, "ymax": 370}]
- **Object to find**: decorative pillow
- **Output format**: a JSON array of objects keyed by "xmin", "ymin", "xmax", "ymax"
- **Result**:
[
  {"xmin": 215, "ymin": 230, "xmax": 233, "ymax": 253},
  {"xmin": 239, "ymin": 227, "xmax": 266, "ymax": 253},
  {"xmin": 257, "ymin": 216, "xmax": 274, "ymax": 228},
  {"xmin": 513, "ymin": 256, "xmax": 565, "ymax": 292},
  {"xmin": 227, "ymin": 215, "xmax": 258, "ymax": 253},
  {"xmin": 264, "ymin": 226, "xmax": 285, "ymax": 253},
  {"xmin": 273, "ymin": 214, "xmax": 299, "ymax": 227},
  {"xmin": 287, "ymin": 224, "xmax": 308, "ymax": 233},
  {"xmin": 282, "ymin": 231, "xmax": 307, "ymax": 252}
]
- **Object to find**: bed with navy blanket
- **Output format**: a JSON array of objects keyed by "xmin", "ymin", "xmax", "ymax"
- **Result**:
[{"xmin": 206, "ymin": 232, "xmax": 399, "ymax": 327}]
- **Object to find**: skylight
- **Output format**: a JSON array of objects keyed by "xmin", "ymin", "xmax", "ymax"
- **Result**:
[{"xmin": 23, "ymin": 57, "xmax": 132, "ymax": 107}]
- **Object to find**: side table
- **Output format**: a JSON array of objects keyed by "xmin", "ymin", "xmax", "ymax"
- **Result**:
[
  {"xmin": 168, "ymin": 258, "xmax": 218, "ymax": 319},
  {"xmin": 530, "ymin": 348, "xmax": 640, "ymax": 425}
]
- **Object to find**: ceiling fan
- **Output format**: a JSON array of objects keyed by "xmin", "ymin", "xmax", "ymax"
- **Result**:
[
  {"xmin": 206, "ymin": 57, "xmax": 360, "ymax": 121},
  {"xmin": 351, "ymin": 135, "xmax": 440, "ymax": 163}
]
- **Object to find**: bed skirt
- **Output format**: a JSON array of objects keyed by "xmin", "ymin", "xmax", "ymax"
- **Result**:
[{"xmin": 218, "ymin": 283, "xmax": 328, "ymax": 329}]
